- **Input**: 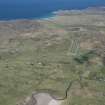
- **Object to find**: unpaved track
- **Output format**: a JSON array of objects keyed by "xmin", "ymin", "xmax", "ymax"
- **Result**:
[{"xmin": 20, "ymin": 80, "xmax": 75, "ymax": 105}]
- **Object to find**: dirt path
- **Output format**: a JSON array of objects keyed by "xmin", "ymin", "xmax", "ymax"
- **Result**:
[{"xmin": 19, "ymin": 80, "xmax": 75, "ymax": 105}]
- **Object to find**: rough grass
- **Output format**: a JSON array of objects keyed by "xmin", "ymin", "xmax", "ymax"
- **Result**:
[
  {"xmin": 0, "ymin": 11, "xmax": 105, "ymax": 105},
  {"xmin": 0, "ymin": 31, "xmax": 76, "ymax": 105}
]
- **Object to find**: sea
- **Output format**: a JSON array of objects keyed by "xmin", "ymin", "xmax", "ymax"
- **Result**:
[{"xmin": 0, "ymin": 0, "xmax": 105, "ymax": 20}]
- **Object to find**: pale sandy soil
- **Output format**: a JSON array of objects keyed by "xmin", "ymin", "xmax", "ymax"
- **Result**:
[
  {"xmin": 22, "ymin": 93, "xmax": 63, "ymax": 105},
  {"xmin": 34, "ymin": 93, "xmax": 62, "ymax": 105},
  {"xmin": 48, "ymin": 99, "xmax": 62, "ymax": 105}
]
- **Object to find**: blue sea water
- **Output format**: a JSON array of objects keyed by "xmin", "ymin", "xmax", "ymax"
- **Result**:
[{"xmin": 0, "ymin": 0, "xmax": 105, "ymax": 20}]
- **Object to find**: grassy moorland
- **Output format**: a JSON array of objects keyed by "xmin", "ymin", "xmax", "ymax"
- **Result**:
[{"xmin": 0, "ymin": 9, "xmax": 105, "ymax": 105}]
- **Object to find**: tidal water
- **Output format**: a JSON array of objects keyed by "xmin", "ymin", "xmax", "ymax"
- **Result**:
[{"xmin": 0, "ymin": 0, "xmax": 105, "ymax": 20}]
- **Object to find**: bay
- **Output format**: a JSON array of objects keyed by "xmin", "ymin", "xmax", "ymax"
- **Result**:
[{"xmin": 0, "ymin": 0, "xmax": 105, "ymax": 20}]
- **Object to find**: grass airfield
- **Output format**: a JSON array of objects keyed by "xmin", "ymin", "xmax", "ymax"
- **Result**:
[{"xmin": 0, "ymin": 8, "xmax": 105, "ymax": 105}]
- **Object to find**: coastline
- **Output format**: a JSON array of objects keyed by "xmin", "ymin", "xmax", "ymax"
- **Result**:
[
  {"xmin": 0, "ymin": 6, "xmax": 105, "ymax": 22},
  {"xmin": 0, "ymin": 4, "xmax": 105, "ymax": 105}
]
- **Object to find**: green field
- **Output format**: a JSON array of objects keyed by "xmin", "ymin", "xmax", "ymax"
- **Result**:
[{"xmin": 0, "ymin": 11, "xmax": 105, "ymax": 105}]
